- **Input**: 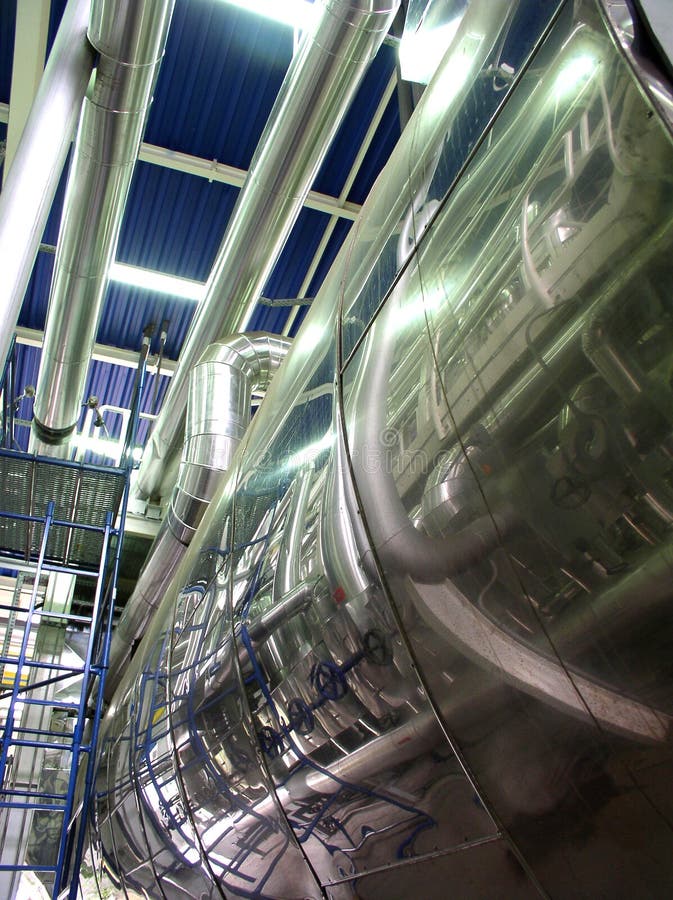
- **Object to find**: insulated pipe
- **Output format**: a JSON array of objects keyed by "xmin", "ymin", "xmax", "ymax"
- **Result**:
[
  {"xmin": 350, "ymin": 298, "xmax": 513, "ymax": 584},
  {"xmin": 168, "ymin": 334, "xmax": 291, "ymax": 544},
  {"xmin": 246, "ymin": 580, "xmax": 318, "ymax": 646},
  {"xmin": 0, "ymin": 0, "xmax": 95, "ymax": 373},
  {"xmin": 136, "ymin": 0, "xmax": 401, "ymax": 500},
  {"xmin": 285, "ymin": 709, "xmax": 441, "ymax": 800},
  {"xmin": 31, "ymin": 0, "xmax": 175, "ymax": 447},
  {"xmin": 106, "ymin": 334, "xmax": 291, "ymax": 697}
]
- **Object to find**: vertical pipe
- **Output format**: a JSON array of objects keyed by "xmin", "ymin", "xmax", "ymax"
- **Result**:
[
  {"xmin": 31, "ymin": 0, "xmax": 175, "ymax": 447},
  {"xmin": 0, "ymin": 0, "xmax": 95, "ymax": 373}
]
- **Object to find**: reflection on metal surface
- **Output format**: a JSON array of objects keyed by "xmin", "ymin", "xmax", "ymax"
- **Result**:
[
  {"xmin": 93, "ymin": 0, "xmax": 673, "ymax": 896},
  {"xmin": 398, "ymin": 0, "xmax": 470, "ymax": 85}
]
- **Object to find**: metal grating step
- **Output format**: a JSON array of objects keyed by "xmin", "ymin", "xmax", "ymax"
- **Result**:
[{"xmin": 0, "ymin": 451, "xmax": 125, "ymax": 567}]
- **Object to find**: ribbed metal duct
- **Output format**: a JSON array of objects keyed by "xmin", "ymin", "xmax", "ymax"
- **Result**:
[
  {"xmin": 31, "ymin": 0, "xmax": 175, "ymax": 448},
  {"xmin": 136, "ymin": 0, "xmax": 401, "ymax": 500},
  {"xmin": 0, "ymin": 0, "xmax": 94, "ymax": 374},
  {"xmin": 106, "ymin": 333, "xmax": 291, "ymax": 697}
]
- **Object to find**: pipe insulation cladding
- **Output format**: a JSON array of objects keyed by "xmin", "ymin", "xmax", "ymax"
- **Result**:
[
  {"xmin": 31, "ymin": 0, "xmax": 176, "ymax": 449},
  {"xmin": 105, "ymin": 334, "xmax": 292, "ymax": 698},
  {"xmin": 0, "ymin": 0, "xmax": 95, "ymax": 376},
  {"xmin": 92, "ymin": 0, "xmax": 673, "ymax": 897}
]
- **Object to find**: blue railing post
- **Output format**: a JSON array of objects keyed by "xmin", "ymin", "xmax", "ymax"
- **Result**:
[
  {"xmin": 0, "ymin": 501, "xmax": 54, "ymax": 792},
  {"xmin": 54, "ymin": 510, "xmax": 113, "ymax": 898}
]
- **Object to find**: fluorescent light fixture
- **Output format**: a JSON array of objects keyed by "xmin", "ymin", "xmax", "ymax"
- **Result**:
[
  {"xmin": 109, "ymin": 261, "xmax": 206, "ymax": 302},
  {"xmin": 221, "ymin": 0, "xmax": 318, "ymax": 30}
]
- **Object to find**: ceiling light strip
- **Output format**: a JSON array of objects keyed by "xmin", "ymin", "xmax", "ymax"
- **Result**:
[{"xmin": 108, "ymin": 261, "xmax": 206, "ymax": 301}]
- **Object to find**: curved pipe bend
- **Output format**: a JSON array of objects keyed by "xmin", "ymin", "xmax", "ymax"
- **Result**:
[{"xmin": 106, "ymin": 333, "xmax": 291, "ymax": 697}]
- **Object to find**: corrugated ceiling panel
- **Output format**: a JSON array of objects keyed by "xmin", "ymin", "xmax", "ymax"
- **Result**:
[
  {"xmin": 146, "ymin": 0, "xmax": 293, "ymax": 169},
  {"xmin": 19, "ymin": 252, "xmax": 55, "ymax": 332},
  {"xmin": 97, "ymin": 283, "xmax": 197, "ymax": 361},
  {"xmin": 313, "ymin": 42, "xmax": 398, "ymax": 198},
  {"xmin": 306, "ymin": 216, "xmax": 354, "ymax": 297},
  {"xmin": 347, "ymin": 90, "xmax": 400, "ymax": 204},
  {"xmin": 117, "ymin": 161, "xmax": 239, "ymax": 280},
  {"xmin": 249, "ymin": 206, "xmax": 345, "ymax": 334},
  {"xmin": 262, "ymin": 206, "xmax": 331, "ymax": 297},
  {"xmin": 287, "ymin": 216, "xmax": 355, "ymax": 338}
]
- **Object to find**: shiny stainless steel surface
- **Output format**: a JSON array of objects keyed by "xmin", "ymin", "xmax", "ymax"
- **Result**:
[
  {"xmin": 136, "ymin": 0, "xmax": 401, "ymax": 501},
  {"xmin": 0, "ymin": 0, "xmax": 94, "ymax": 376},
  {"xmin": 31, "ymin": 0, "xmax": 174, "ymax": 444},
  {"xmin": 93, "ymin": 0, "xmax": 673, "ymax": 896},
  {"xmin": 169, "ymin": 334, "xmax": 291, "ymax": 545},
  {"xmin": 107, "ymin": 334, "xmax": 290, "ymax": 697}
]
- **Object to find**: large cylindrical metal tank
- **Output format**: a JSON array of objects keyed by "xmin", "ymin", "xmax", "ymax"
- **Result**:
[{"xmin": 91, "ymin": 0, "xmax": 673, "ymax": 896}]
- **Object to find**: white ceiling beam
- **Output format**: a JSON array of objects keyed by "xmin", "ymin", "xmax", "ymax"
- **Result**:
[
  {"xmin": 137, "ymin": 143, "xmax": 362, "ymax": 221},
  {"xmin": 14, "ymin": 325, "xmax": 177, "ymax": 375},
  {"xmin": 3, "ymin": 0, "xmax": 51, "ymax": 180}
]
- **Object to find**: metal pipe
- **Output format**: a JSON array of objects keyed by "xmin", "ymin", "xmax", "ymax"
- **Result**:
[
  {"xmin": 105, "ymin": 334, "xmax": 290, "ymax": 697},
  {"xmin": 136, "ymin": 0, "xmax": 401, "ymax": 500},
  {"xmin": 247, "ymin": 579, "xmax": 318, "ymax": 646},
  {"xmin": 0, "ymin": 0, "xmax": 95, "ymax": 374},
  {"xmin": 168, "ymin": 334, "xmax": 291, "ymax": 544},
  {"xmin": 31, "ymin": 0, "xmax": 175, "ymax": 446},
  {"xmin": 273, "ymin": 467, "xmax": 314, "ymax": 602},
  {"xmin": 285, "ymin": 709, "xmax": 441, "ymax": 800},
  {"xmin": 351, "ymin": 296, "xmax": 515, "ymax": 583}
]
